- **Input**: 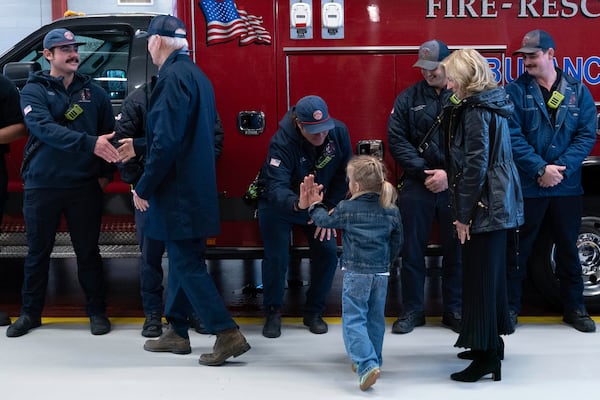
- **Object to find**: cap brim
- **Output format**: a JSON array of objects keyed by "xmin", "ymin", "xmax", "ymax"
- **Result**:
[
  {"xmin": 48, "ymin": 40, "xmax": 87, "ymax": 49},
  {"xmin": 413, "ymin": 59, "xmax": 440, "ymax": 70},
  {"xmin": 303, "ymin": 119, "xmax": 335, "ymax": 134},
  {"xmin": 135, "ymin": 29, "xmax": 150, "ymax": 39},
  {"xmin": 513, "ymin": 46, "xmax": 541, "ymax": 55}
]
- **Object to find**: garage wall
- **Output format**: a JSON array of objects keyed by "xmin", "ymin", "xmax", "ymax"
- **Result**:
[{"xmin": 0, "ymin": 0, "xmax": 52, "ymax": 55}]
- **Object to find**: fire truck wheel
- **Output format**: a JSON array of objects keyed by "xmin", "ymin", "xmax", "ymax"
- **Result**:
[{"xmin": 529, "ymin": 216, "xmax": 600, "ymax": 313}]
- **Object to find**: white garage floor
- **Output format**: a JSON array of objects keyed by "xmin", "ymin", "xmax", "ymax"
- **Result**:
[{"xmin": 0, "ymin": 317, "xmax": 597, "ymax": 400}]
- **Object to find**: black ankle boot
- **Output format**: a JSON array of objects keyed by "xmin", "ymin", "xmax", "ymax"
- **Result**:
[
  {"xmin": 457, "ymin": 337, "xmax": 504, "ymax": 360},
  {"xmin": 451, "ymin": 352, "xmax": 501, "ymax": 382}
]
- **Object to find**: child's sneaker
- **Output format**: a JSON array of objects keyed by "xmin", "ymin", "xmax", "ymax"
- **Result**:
[{"xmin": 359, "ymin": 367, "xmax": 381, "ymax": 391}]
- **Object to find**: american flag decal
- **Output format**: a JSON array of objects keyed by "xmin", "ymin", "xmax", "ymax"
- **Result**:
[{"xmin": 199, "ymin": 0, "xmax": 272, "ymax": 46}]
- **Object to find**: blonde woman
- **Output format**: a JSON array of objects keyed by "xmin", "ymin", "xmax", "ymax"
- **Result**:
[{"xmin": 441, "ymin": 49, "xmax": 523, "ymax": 382}]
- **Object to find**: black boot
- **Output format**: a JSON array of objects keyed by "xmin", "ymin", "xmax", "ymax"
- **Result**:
[
  {"xmin": 458, "ymin": 337, "xmax": 504, "ymax": 360},
  {"xmin": 451, "ymin": 351, "xmax": 501, "ymax": 382}
]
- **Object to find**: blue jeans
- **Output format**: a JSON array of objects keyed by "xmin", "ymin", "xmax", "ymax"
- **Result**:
[
  {"xmin": 506, "ymin": 196, "xmax": 585, "ymax": 313},
  {"xmin": 22, "ymin": 182, "xmax": 106, "ymax": 317},
  {"xmin": 398, "ymin": 178, "xmax": 462, "ymax": 313},
  {"xmin": 164, "ymin": 238, "xmax": 236, "ymax": 338},
  {"xmin": 258, "ymin": 204, "xmax": 338, "ymax": 315},
  {"xmin": 135, "ymin": 208, "xmax": 166, "ymax": 315},
  {"xmin": 342, "ymin": 272, "xmax": 388, "ymax": 376}
]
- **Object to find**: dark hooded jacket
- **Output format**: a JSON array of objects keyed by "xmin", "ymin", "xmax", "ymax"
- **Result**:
[
  {"xmin": 258, "ymin": 107, "xmax": 352, "ymax": 212},
  {"xmin": 19, "ymin": 70, "xmax": 114, "ymax": 189},
  {"xmin": 388, "ymin": 80, "xmax": 452, "ymax": 181},
  {"xmin": 505, "ymin": 69, "xmax": 597, "ymax": 198},
  {"xmin": 444, "ymin": 87, "xmax": 524, "ymax": 234}
]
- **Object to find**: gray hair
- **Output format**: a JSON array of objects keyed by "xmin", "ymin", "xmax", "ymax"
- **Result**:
[{"xmin": 154, "ymin": 34, "xmax": 188, "ymax": 51}]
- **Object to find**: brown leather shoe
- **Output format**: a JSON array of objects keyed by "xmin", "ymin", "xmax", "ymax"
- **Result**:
[
  {"xmin": 199, "ymin": 328, "xmax": 251, "ymax": 366},
  {"xmin": 143, "ymin": 325, "xmax": 191, "ymax": 354}
]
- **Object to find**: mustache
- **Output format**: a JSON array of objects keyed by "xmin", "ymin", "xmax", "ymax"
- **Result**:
[{"xmin": 66, "ymin": 56, "xmax": 79, "ymax": 63}]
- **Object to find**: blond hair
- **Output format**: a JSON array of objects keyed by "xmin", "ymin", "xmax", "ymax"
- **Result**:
[
  {"xmin": 347, "ymin": 155, "xmax": 397, "ymax": 208},
  {"xmin": 441, "ymin": 48, "xmax": 497, "ymax": 98}
]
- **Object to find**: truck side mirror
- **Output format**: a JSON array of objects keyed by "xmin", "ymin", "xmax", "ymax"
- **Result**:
[
  {"xmin": 97, "ymin": 69, "xmax": 127, "ymax": 100},
  {"xmin": 3, "ymin": 61, "xmax": 41, "ymax": 89}
]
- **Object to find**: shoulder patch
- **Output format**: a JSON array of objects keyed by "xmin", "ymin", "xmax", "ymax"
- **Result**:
[{"xmin": 269, "ymin": 157, "xmax": 281, "ymax": 167}]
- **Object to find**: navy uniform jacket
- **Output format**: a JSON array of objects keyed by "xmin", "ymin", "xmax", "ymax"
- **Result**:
[
  {"xmin": 258, "ymin": 107, "xmax": 352, "ymax": 212},
  {"xmin": 135, "ymin": 50, "xmax": 220, "ymax": 241},
  {"xmin": 19, "ymin": 71, "xmax": 114, "ymax": 189},
  {"xmin": 505, "ymin": 69, "xmax": 596, "ymax": 198},
  {"xmin": 388, "ymin": 80, "xmax": 451, "ymax": 182}
]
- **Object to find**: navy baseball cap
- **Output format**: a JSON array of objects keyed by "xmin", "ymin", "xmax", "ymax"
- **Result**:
[
  {"xmin": 295, "ymin": 95, "xmax": 335, "ymax": 134},
  {"xmin": 136, "ymin": 15, "xmax": 187, "ymax": 39},
  {"xmin": 43, "ymin": 28, "xmax": 86, "ymax": 50},
  {"xmin": 413, "ymin": 40, "xmax": 450, "ymax": 70},
  {"xmin": 513, "ymin": 30, "xmax": 556, "ymax": 54}
]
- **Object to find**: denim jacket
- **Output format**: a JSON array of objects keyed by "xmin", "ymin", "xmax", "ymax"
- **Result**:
[{"xmin": 308, "ymin": 192, "xmax": 403, "ymax": 274}]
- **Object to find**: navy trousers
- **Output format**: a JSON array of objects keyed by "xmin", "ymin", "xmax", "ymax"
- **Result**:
[
  {"xmin": 135, "ymin": 208, "xmax": 166, "ymax": 316},
  {"xmin": 164, "ymin": 238, "xmax": 236, "ymax": 338},
  {"xmin": 258, "ymin": 204, "xmax": 338, "ymax": 316},
  {"xmin": 506, "ymin": 196, "xmax": 585, "ymax": 314},
  {"xmin": 397, "ymin": 178, "xmax": 462, "ymax": 314},
  {"xmin": 22, "ymin": 182, "xmax": 106, "ymax": 317}
]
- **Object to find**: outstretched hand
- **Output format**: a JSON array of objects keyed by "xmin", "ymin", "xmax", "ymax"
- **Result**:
[
  {"xmin": 299, "ymin": 174, "xmax": 323, "ymax": 209},
  {"xmin": 94, "ymin": 132, "xmax": 120, "ymax": 163},
  {"xmin": 117, "ymin": 138, "xmax": 136, "ymax": 162}
]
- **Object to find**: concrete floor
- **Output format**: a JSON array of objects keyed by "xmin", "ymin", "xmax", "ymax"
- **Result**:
[{"xmin": 0, "ymin": 318, "xmax": 597, "ymax": 399}]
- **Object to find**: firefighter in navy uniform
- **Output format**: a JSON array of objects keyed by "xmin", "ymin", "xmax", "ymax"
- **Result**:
[
  {"xmin": 506, "ymin": 30, "xmax": 596, "ymax": 333},
  {"xmin": 7, "ymin": 28, "xmax": 119, "ymax": 338},
  {"xmin": 0, "ymin": 74, "xmax": 27, "ymax": 326},
  {"xmin": 257, "ymin": 95, "xmax": 352, "ymax": 338},
  {"xmin": 387, "ymin": 40, "xmax": 462, "ymax": 334}
]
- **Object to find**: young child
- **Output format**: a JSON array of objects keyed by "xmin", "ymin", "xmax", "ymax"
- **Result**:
[{"xmin": 300, "ymin": 155, "xmax": 403, "ymax": 391}]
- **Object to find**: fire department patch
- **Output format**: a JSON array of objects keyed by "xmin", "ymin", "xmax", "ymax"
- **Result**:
[{"xmin": 313, "ymin": 110, "xmax": 323, "ymax": 120}]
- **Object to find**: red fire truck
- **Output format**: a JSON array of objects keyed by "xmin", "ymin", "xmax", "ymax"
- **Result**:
[{"xmin": 1, "ymin": 0, "xmax": 599, "ymax": 310}]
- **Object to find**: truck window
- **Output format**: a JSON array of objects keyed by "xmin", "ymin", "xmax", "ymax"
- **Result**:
[{"xmin": 16, "ymin": 32, "xmax": 131, "ymax": 101}]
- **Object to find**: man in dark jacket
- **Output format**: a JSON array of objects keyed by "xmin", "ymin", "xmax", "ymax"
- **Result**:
[
  {"xmin": 258, "ymin": 95, "xmax": 352, "ymax": 338},
  {"xmin": 115, "ymin": 79, "xmax": 224, "ymax": 338},
  {"xmin": 506, "ymin": 30, "xmax": 596, "ymax": 332},
  {"xmin": 0, "ymin": 74, "xmax": 27, "ymax": 326},
  {"xmin": 7, "ymin": 28, "xmax": 119, "ymax": 338},
  {"xmin": 133, "ymin": 15, "xmax": 250, "ymax": 366},
  {"xmin": 387, "ymin": 40, "xmax": 462, "ymax": 334}
]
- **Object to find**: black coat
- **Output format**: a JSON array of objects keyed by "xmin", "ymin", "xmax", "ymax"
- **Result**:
[
  {"xmin": 445, "ymin": 87, "xmax": 524, "ymax": 234},
  {"xmin": 387, "ymin": 80, "xmax": 451, "ymax": 181}
]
